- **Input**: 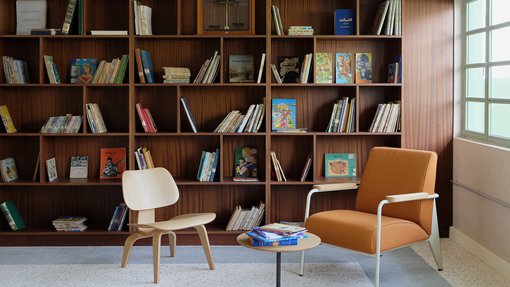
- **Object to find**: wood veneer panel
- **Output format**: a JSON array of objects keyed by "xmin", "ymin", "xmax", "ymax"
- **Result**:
[
  {"xmin": 359, "ymin": 0, "xmax": 384, "ymax": 35},
  {"xmin": 0, "ymin": 38, "xmax": 39, "ymax": 83},
  {"xmin": 223, "ymin": 135, "xmax": 266, "ymax": 181},
  {"xmin": 0, "ymin": 86, "xmax": 82, "ymax": 132},
  {"xmin": 403, "ymin": 0, "xmax": 453, "ymax": 236},
  {"xmin": 0, "ymin": 137, "xmax": 39, "ymax": 181},
  {"xmin": 270, "ymin": 86, "xmax": 356, "ymax": 132},
  {"xmin": 180, "ymin": 0, "xmax": 197, "ymax": 35},
  {"xmin": 358, "ymin": 86, "xmax": 401, "ymax": 132},
  {"xmin": 223, "ymin": 38, "xmax": 266, "ymax": 83},
  {"xmin": 270, "ymin": 135, "xmax": 313, "ymax": 181},
  {"xmin": 134, "ymin": 86, "xmax": 177, "ymax": 133},
  {"xmin": 86, "ymin": 86, "xmax": 129, "ymax": 133},
  {"xmin": 0, "ymin": 0, "xmax": 16, "ymax": 35},
  {"xmin": 87, "ymin": 0, "xmax": 129, "ymax": 33}
]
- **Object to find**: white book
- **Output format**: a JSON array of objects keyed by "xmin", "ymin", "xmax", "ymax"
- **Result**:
[
  {"xmin": 369, "ymin": 104, "xmax": 383, "ymax": 132},
  {"xmin": 327, "ymin": 103, "xmax": 339, "ymax": 132},
  {"xmin": 226, "ymin": 206, "xmax": 241, "ymax": 231},
  {"xmin": 373, "ymin": 1, "xmax": 390, "ymax": 35},
  {"xmin": 384, "ymin": 0, "xmax": 395, "ymax": 35},
  {"xmin": 92, "ymin": 103, "xmax": 107, "ymax": 133},
  {"xmin": 46, "ymin": 157, "xmax": 58, "ymax": 182},
  {"xmin": 377, "ymin": 104, "xmax": 392, "ymax": 132},
  {"xmin": 202, "ymin": 51, "xmax": 218, "ymax": 83},
  {"xmin": 247, "ymin": 104, "xmax": 261, "ymax": 132},
  {"xmin": 90, "ymin": 30, "xmax": 128, "ymax": 35},
  {"xmin": 271, "ymin": 5, "xmax": 281, "ymax": 35},
  {"xmin": 275, "ymin": 6, "xmax": 284, "ymax": 35},
  {"xmin": 194, "ymin": 59, "xmax": 211, "ymax": 83},
  {"xmin": 256, "ymin": 53, "xmax": 266, "ymax": 84},
  {"xmin": 16, "ymin": 0, "xmax": 47, "ymax": 35},
  {"xmin": 237, "ymin": 105, "xmax": 256, "ymax": 133},
  {"xmin": 69, "ymin": 155, "xmax": 88, "ymax": 179},
  {"xmin": 388, "ymin": 0, "xmax": 397, "ymax": 35},
  {"xmin": 133, "ymin": 1, "xmax": 139, "ymax": 35},
  {"xmin": 139, "ymin": 4, "xmax": 152, "ymax": 35},
  {"xmin": 271, "ymin": 64, "xmax": 282, "ymax": 83},
  {"xmin": 254, "ymin": 104, "xmax": 265, "ymax": 132}
]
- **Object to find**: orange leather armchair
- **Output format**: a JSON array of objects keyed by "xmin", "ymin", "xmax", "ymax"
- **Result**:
[{"xmin": 300, "ymin": 147, "xmax": 442, "ymax": 287}]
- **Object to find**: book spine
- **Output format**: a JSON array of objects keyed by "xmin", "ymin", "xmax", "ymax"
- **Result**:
[
  {"xmin": 256, "ymin": 53, "xmax": 266, "ymax": 84},
  {"xmin": 62, "ymin": 0, "xmax": 78, "ymax": 35},
  {"xmin": 108, "ymin": 206, "xmax": 119, "ymax": 231},
  {"xmin": 140, "ymin": 50, "xmax": 155, "ymax": 83},
  {"xmin": 250, "ymin": 238, "xmax": 298, "ymax": 246},
  {"xmin": 135, "ymin": 48, "xmax": 146, "ymax": 84},
  {"xmin": 135, "ymin": 103, "xmax": 148, "ymax": 132}
]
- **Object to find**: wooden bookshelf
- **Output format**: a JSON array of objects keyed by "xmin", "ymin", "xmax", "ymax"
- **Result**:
[{"xmin": 0, "ymin": 0, "xmax": 454, "ymax": 245}]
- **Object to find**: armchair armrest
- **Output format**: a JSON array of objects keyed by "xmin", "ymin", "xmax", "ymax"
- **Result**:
[
  {"xmin": 304, "ymin": 183, "xmax": 359, "ymax": 221},
  {"xmin": 385, "ymin": 192, "xmax": 438, "ymax": 203}
]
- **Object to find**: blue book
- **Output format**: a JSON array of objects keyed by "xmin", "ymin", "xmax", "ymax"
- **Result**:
[
  {"xmin": 250, "ymin": 238, "xmax": 298, "ymax": 246},
  {"xmin": 196, "ymin": 151, "xmax": 207, "ymax": 180},
  {"xmin": 271, "ymin": 98, "xmax": 296, "ymax": 131},
  {"xmin": 246, "ymin": 230, "xmax": 304, "ymax": 243},
  {"xmin": 208, "ymin": 148, "xmax": 220, "ymax": 182},
  {"xmin": 334, "ymin": 9, "xmax": 355, "ymax": 35},
  {"xmin": 140, "ymin": 49, "xmax": 155, "ymax": 83},
  {"xmin": 108, "ymin": 206, "xmax": 119, "ymax": 231}
]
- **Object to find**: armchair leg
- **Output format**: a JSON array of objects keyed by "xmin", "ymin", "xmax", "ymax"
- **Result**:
[
  {"xmin": 194, "ymin": 224, "xmax": 215, "ymax": 270},
  {"xmin": 299, "ymin": 251, "xmax": 305, "ymax": 276},
  {"xmin": 168, "ymin": 231, "xmax": 176, "ymax": 257},
  {"xmin": 429, "ymin": 201, "xmax": 443, "ymax": 271},
  {"xmin": 121, "ymin": 232, "xmax": 146, "ymax": 268},
  {"xmin": 152, "ymin": 231, "xmax": 163, "ymax": 284},
  {"xmin": 375, "ymin": 252, "xmax": 381, "ymax": 287}
]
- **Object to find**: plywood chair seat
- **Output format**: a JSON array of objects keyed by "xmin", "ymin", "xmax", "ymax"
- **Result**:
[{"xmin": 133, "ymin": 213, "xmax": 216, "ymax": 232}]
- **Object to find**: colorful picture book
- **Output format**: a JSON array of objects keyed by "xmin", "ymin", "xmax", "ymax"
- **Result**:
[
  {"xmin": 46, "ymin": 157, "xmax": 58, "ymax": 182},
  {"xmin": 355, "ymin": 53, "xmax": 372, "ymax": 83},
  {"xmin": 233, "ymin": 147, "xmax": 258, "ymax": 181},
  {"xmin": 197, "ymin": 149, "xmax": 219, "ymax": 182},
  {"xmin": 335, "ymin": 53, "xmax": 353, "ymax": 84},
  {"xmin": 0, "ymin": 105, "xmax": 17, "ymax": 133},
  {"xmin": 0, "ymin": 200, "xmax": 25, "ymax": 231},
  {"xmin": 271, "ymin": 98, "xmax": 296, "ymax": 131},
  {"xmin": 0, "ymin": 157, "xmax": 18, "ymax": 182},
  {"xmin": 315, "ymin": 53, "xmax": 333, "ymax": 83},
  {"xmin": 325, "ymin": 153, "xmax": 356, "ymax": 177},
  {"xmin": 69, "ymin": 58, "xmax": 97, "ymax": 84},
  {"xmin": 100, "ymin": 148, "xmax": 126, "ymax": 179},
  {"xmin": 69, "ymin": 155, "xmax": 88, "ymax": 179},
  {"xmin": 277, "ymin": 56, "xmax": 300, "ymax": 83},
  {"xmin": 229, "ymin": 55, "xmax": 254, "ymax": 83},
  {"xmin": 108, "ymin": 203, "xmax": 128, "ymax": 231},
  {"xmin": 334, "ymin": 9, "xmax": 355, "ymax": 35}
]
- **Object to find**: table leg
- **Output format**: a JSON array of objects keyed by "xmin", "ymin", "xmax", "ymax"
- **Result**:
[{"xmin": 276, "ymin": 252, "xmax": 281, "ymax": 287}]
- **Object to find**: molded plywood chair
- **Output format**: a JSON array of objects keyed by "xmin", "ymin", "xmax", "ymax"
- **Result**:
[
  {"xmin": 121, "ymin": 167, "xmax": 215, "ymax": 283},
  {"xmin": 300, "ymin": 147, "xmax": 442, "ymax": 287}
]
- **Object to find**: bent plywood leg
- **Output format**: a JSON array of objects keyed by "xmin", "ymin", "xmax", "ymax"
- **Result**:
[
  {"xmin": 121, "ymin": 232, "xmax": 146, "ymax": 268},
  {"xmin": 194, "ymin": 224, "xmax": 215, "ymax": 270},
  {"xmin": 168, "ymin": 231, "xmax": 176, "ymax": 257},
  {"xmin": 153, "ymin": 231, "xmax": 163, "ymax": 284},
  {"xmin": 429, "ymin": 201, "xmax": 443, "ymax": 271}
]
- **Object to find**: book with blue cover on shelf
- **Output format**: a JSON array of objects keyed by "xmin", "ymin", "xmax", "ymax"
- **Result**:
[
  {"xmin": 139, "ymin": 49, "xmax": 155, "ymax": 84},
  {"xmin": 334, "ymin": 9, "xmax": 355, "ymax": 35}
]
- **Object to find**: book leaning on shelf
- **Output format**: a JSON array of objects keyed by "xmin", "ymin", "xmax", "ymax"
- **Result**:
[
  {"xmin": 325, "ymin": 97, "xmax": 356, "ymax": 133},
  {"xmin": 40, "ymin": 114, "xmax": 82, "ymax": 133},
  {"xmin": 369, "ymin": 101, "xmax": 401, "ymax": 133},
  {"xmin": 270, "ymin": 151, "xmax": 287, "ymax": 182},
  {"xmin": 85, "ymin": 103, "xmax": 107, "ymax": 133},
  {"xmin": 90, "ymin": 55, "xmax": 129, "ymax": 84},
  {"xmin": 214, "ymin": 103, "xmax": 265, "ymax": 133},
  {"xmin": 108, "ymin": 203, "xmax": 128, "ymax": 231},
  {"xmin": 196, "ymin": 148, "xmax": 219, "ymax": 182},
  {"xmin": 180, "ymin": 97, "xmax": 199, "ymax": 133},
  {"xmin": 2, "ymin": 56, "xmax": 30, "ymax": 84},
  {"xmin": 0, "ymin": 200, "xmax": 26, "ymax": 231},
  {"xmin": 43, "ymin": 55, "xmax": 61, "ymax": 84},
  {"xmin": 193, "ymin": 51, "xmax": 221, "ymax": 84},
  {"xmin": 271, "ymin": 5, "xmax": 284, "ymax": 35},
  {"xmin": 134, "ymin": 147, "xmax": 155, "ymax": 170},
  {"xmin": 0, "ymin": 157, "xmax": 19, "ymax": 182},
  {"xmin": 135, "ymin": 48, "xmax": 155, "ymax": 84},
  {"xmin": 371, "ymin": 0, "xmax": 401, "ymax": 36},
  {"xmin": 225, "ymin": 202, "xmax": 265, "ymax": 231},
  {"xmin": 134, "ymin": 1, "xmax": 152, "ymax": 35},
  {"xmin": 135, "ymin": 103, "xmax": 158, "ymax": 133},
  {"xmin": 0, "ymin": 105, "xmax": 17, "ymax": 133}
]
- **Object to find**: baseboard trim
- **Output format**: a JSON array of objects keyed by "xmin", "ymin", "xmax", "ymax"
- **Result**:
[{"xmin": 450, "ymin": 226, "xmax": 510, "ymax": 281}]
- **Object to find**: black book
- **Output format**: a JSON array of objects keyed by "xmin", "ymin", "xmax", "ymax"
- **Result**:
[{"xmin": 180, "ymin": 97, "xmax": 199, "ymax": 133}]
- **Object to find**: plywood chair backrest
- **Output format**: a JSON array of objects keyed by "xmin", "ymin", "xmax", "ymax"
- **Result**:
[
  {"xmin": 122, "ymin": 168, "xmax": 180, "ymax": 212},
  {"xmin": 355, "ymin": 147, "xmax": 438, "ymax": 234}
]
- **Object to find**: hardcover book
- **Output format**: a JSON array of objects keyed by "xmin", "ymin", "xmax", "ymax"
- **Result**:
[
  {"xmin": 69, "ymin": 58, "xmax": 97, "ymax": 84},
  {"xmin": 0, "ymin": 200, "xmax": 26, "ymax": 231},
  {"xmin": 0, "ymin": 157, "xmax": 18, "ymax": 182},
  {"xmin": 69, "ymin": 155, "xmax": 88, "ymax": 179},
  {"xmin": 355, "ymin": 53, "xmax": 372, "ymax": 83},
  {"xmin": 277, "ymin": 56, "xmax": 300, "ymax": 83},
  {"xmin": 16, "ymin": 0, "xmax": 47, "ymax": 35},
  {"xmin": 45, "ymin": 157, "xmax": 58, "ymax": 182},
  {"xmin": 334, "ymin": 9, "xmax": 355, "ymax": 35},
  {"xmin": 100, "ymin": 148, "xmax": 126, "ymax": 179},
  {"xmin": 315, "ymin": 53, "xmax": 333, "ymax": 84},
  {"xmin": 0, "ymin": 105, "xmax": 17, "ymax": 133},
  {"xmin": 335, "ymin": 53, "xmax": 353, "ymax": 84},
  {"xmin": 233, "ymin": 147, "xmax": 258, "ymax": 181},
  {"xmin": 388, "ymin": 62, "xmax": 399, "ymax": 83},
  {"xmin": 271, "ymin": 98, "xmax": 296, "ymax": 131},
  {"xmin": 229, "ymin": 55, "xmax": 254, "ymax": 83},
  {"xmin": 325, "ymin": 153, "xmax": 356, "ymax": 177}
]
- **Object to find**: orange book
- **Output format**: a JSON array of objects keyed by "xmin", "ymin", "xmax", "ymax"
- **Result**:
[
  {"xmin": 135, "ymin": 48, "xmax": 146, "ymax": 84},
  {"xmin": 100, "ymin": 148, "xmax": 126, "ymax": 179}
]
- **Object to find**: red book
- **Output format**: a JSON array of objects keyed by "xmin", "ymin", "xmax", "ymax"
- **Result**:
[
  {"xmin": 135, "ymin": 48, "xmax": 146, "ymax": 84},
  {"xmin": 100, "ymin": 148, "xmax": 126, "ymax": 179},
  {"xmin": 136, "ymin": 103, "xmax": 149, "ymax": 132}
]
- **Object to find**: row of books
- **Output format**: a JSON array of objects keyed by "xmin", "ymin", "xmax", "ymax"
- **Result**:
[
  {"xmin": 2, "ymin": 56, "xmax": 30, "ymax": 84},
  {"xmin": 134, "ymin": 1, "xmax": 152, "ymax": 36},
  {"xmin": 194, "ymin": 51, "xmax": 221, "ymax": 84},
  {"xmin": 271, "ymin": 5, "xmax": 284, "ymax": 35},
  {"xmin": 90, "ymin": 55, "xmax": 129, "ymax": 84},
  {"xmin": 270, "ymin": 152, "xmax": 312, "ymax": 182},
  {"xmin": 85, "ymin": 103, "xmax": 107, "ymax": 133},
  {"xmin": 163, "ymin": 67, "xmax": 191, "ymax": 84},
  {"xmin": 41, "ymin": 114, "xmax": 83, "ymax": 134},
  {"xmin": 369, "ymin": 101, "xmax": 401, "ymax": 133},
  {"xmin": 0, "ymin": 105, "xmax": 17, "ymax": 133},
  {"xmin": 247, "ymin": 223, "xmax": 307, "ymax": 246},
  {"xmin": 372, "ymin": 0, "xmax": 402, "ymax": 36},
  {"xmin": 135, "ymin": 48, "xmax": 155, "ymax": 83},
  {"xmin": 108, "ymin": 203, "xmax": 128, "ymax": 231},
  {"xmin": 213, "ymin": 104, "xmax": 265, "ymax": 133},
  {"xmin": 288, "ymin": 26, "xmax": 314, "ymax": 36},
  {"xmin": 226, "ymin": 202, "xmax": 265, "ymax": 231},
  {"xmin": 136, "ymin": 103, "xmax": 158, "ymax": 133},
  {"xmin": 52, "ymin": 216, "xmax": 87, "ymax": 232},
  {"xmin": 196, "ymin": 149, "xmax": 220, "ymax": 182},
  {"xmin": 0, "ymin": 157, "xmax": 18, "ymax": 182},
  {"xmin": 135, "ymin": 147, "xmax": 155, "ymax": 170},
  {"xmin": 326, "ymin": 97, "xmax": 356, "ymax": 133}
]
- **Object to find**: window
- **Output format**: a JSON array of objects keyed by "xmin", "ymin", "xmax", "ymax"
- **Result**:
[{"xmin": 463, "ymin": 0, "xmax": 510, "ymax": 146}]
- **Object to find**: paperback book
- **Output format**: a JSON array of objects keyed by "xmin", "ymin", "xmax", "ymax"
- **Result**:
[
  {"xmin": 355, "ymin": 53, "xmax": 372, "ymax": 83},
  {"xmin": 46, "ymin": 157, "xmax": 58, "ymax": 182},
  {"xmin": 271, "ymin": 98, "xmax": 296, "ymax": 131},
  {"xmin": 335, "ymin": 53, "xmax": 353, "ymax": 84},
  {"xmin": 325, "ymin": 153, "xmax": 356, "ymax": 178},
  {"xmin": 0, "ymin": 157, "xmax": 18, "ymax": 182},
  {"xmin": 229, "ymin": 55, "xmax": 254, "ymax": 83},
  {"xmin": 69, "ymin": 155, "xmax": 88, "ymax": 179},
  {"xmin": 100, "ymin": 148, "xmax": 126, "ymax": 179},
  {"xmin": 69, "ymin": 58, "xmax": 97, "ymax": 84},
  {"xmin": 233, "ymin": 147, "xmax": 258, "ymax": 181},
  {"xmin": 277, "ymin": 56, "xmax": 300, "ymax": 83},
  {"xmin": 315, "ymin": 53, "xmax": 333, "ymax": 84}
]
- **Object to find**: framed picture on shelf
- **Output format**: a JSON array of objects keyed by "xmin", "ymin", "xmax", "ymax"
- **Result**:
[{"xmin": 197, "ymin": 0, "xmax": 255, "ymax": 35}]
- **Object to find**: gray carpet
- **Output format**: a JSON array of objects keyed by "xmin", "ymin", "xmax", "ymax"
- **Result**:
[{"xmin": 0, "ymin": 245, "xmax": 450, "ymax": 286}]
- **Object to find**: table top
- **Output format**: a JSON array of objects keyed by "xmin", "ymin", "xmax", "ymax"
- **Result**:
[{"xmin": 236, "ymin": 232, "xmax": 321, "ymax": 253}]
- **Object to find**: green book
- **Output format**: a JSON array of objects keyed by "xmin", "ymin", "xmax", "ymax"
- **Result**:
[
  {"xmin": 114, "ymin": 55, "xmax": 129, "ymax": 84},
  {"xmin": 0, "ymin": 200, "xmax": 26, "ymax": 231},
  {"xmin": 325, "ymin": 153, "xmax": 356, "ymax": 177}
]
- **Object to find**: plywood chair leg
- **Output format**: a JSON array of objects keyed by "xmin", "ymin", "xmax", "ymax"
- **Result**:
[
  {"xmin": 121, "ymin": 232, "xmax": 145, "ymax": 268},
  {"xmin": 194, "ymin": 224, "xmax": 215, "ymax": 270},
  {"xmin": 168, "ymin": 231, "xmax": 176, "ymax": 257},
  {"xmin": 153, "ymin": 232, "xmax": 163, "ymax": 284}
]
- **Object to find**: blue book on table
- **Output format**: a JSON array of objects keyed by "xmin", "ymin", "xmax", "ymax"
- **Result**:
[{"xmin": 334, "ymin": 9, "xmax": 355, "ymax": 35}]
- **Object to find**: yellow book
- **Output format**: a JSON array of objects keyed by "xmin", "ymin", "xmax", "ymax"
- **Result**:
[{"xmin": 0, "ymin": 105, "xmax": 17, "ymax": 133}]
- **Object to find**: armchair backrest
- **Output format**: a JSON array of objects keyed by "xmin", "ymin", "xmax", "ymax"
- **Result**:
[{"xmin": 355, "ymin": 147, "xmax": 438, "ymax": 234}]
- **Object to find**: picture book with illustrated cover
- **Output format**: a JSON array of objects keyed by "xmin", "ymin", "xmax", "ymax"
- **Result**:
[
  {"xmin": 69, "ymin": 58, "xmax": 98, "ymax": 84},
  {"xmin": 69, "ymin": 155, "xmax": 88, "ymax": 179},
  {"xmin": 315, "ymin": 53, "xmax": 333, "ymax": 83},
  {"xmin": 0, "ymin": 105, "xmax": 17, "ymax": 133},
  {"xmin": 336, "ymin": 53, "xmax": 353, "ymax": 84},
  {"xmin": 325, "ymin": 153, "xmax": 356, "ymax": 177},
  {"xmin": 229, "ymin": 55, "xmax": 254, "ymax": 83},
  {"xmin": 271, "ymin": 98, "xmax": 296, "ymax": 131},
  {"xmin": 277, "ymin": 56, "xmax": 300, "ymax": 83},
  {"xmin": 45, "ymin": 157, "xmax": 58, "ymax": 182},
  {"xmin": 233, "ymin": 147, "xmax": 258, "ymax": 181},
  {"xmin": 100, "ymin": 148, "xmax": 126, "ymax": 179},
  {"xmin": 355, "ymin": 53, "xmax": 372, "ymax": 83},
  {"xmin": 0, "ymin": 157, "xmax": 18, "ymax": 182}
]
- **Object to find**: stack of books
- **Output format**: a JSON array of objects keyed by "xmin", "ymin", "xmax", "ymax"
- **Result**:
[
  {"xmin": 326, "ymin": 97, "xmax": 356, "ymax": 133},
  {"xmin": 196, "ymin": 149, "xmax": 220, "ymax": 182},
  {"xmin": 134, "ymin": 147, "xmax": 155, "ymax": 170},
  {"xmin": 108, "ymin": 203, "xmax": 128, "ymax": 231},
  {"xmin": 270, "ymin": 151, "xmax": 287, "ymax": 182},
  {"xmin": 2, "ymin": 56, "xmax": 30, "ymax": 84},
  {"xmin": 193, "ymin": 51, "xmax": 220, "ymax": 84},
  {"xmin": 369, "ymin": 101, "xmax": 401, "ymax": 133},
  {"xmin": 214, "ymin": 103, "xmax": 265, "ymax": 133},
  {"xmin": 40, "ymin": 114, "xmax": 83, "ymax": 133},
  {"xmin": 134, "ymin": 1, "xmax": 152, "ymax": 35},
  {"xmin": 162, "ymin": 67, "xmax": 191, "ymax": 84},
  {"xmin": 247, "ymin": 223, "xmax": 307, "ymax": 246},
  {"xmin": 288, "ymin": 26, "xmax": 314, "ymax": 35},
  {"xmin": 271, "ymin": 5, "xmax": 284, "ymax": 35},
  {"xmin": 43, "ymin": 55, "xmax": 61, "ymax": 84},
  {"xmin": 372, "ymin": 0, "xmax": 402, "ymax": 35},
  {"xmin": 136, "ymin": 103, "xmax": 158, "ymax": 133},
  {"xmin": 52, "ymin": 216, "xmax": 87, "ymax": 232},
  {"xmin": 226, "ymin": 202, "xmax": 265, "ymax": 231},
  {"xmin": 85, "ymin": 103, "xmax": 107, "ymax": 133},
  {"xmin": 91, "ymin": 55, "xmax": 128, "ymax": 84}
]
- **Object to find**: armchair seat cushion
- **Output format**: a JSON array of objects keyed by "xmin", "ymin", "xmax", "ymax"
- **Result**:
[{"xmin": 306, "ymin": 210, "xmax": 428, "ymax": 254}]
